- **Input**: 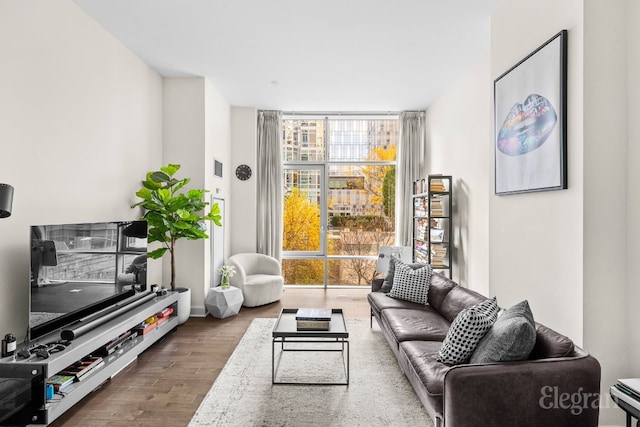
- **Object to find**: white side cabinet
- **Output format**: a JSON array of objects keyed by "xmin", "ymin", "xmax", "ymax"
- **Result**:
[{"xmin": 0, "ymin": 292, "xmax": 179, "ymax": 426}]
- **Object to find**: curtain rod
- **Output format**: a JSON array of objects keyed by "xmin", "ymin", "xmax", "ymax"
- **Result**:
[{"xmin": 282, "ymin": 111, "xmax": 400, "ymax": 117}]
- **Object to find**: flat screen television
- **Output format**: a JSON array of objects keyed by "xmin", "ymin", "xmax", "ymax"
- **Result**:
[{"xmin": 29, "ymin": 220, "xmax": 148, "ymax": 341}]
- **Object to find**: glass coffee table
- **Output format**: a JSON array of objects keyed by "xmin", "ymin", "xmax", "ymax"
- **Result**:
[{"xmin": 272, "ymin": 308, "xmax": 349, "ymax": 385}]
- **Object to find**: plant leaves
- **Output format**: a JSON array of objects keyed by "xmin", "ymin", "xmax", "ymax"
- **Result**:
[
  {"xmin": 135, "ymin": 188, "xmax": 153, "ymax": 200},
  {"xmin": 147, "ymin": 247, "xmax": 168, "ymax": 259},
  {"xmin": 161, "ymin": 164, "xmax": 180, "ymax": 176},
  {"xmin": 151, "ymin": 171, "xmax": 171, "ymax": 183},
  {"xmin": 172, "ymin": 178, "xmax": 190, "ymax": 193},
  {"xmin": 176, "ymin": 209, "xmax": 191, "ymax": 219},
  {"xmin": 142, "ymin": 177, "xmax": 161, "ymax": 190},
  {"xmin": 187, "ymin": 189, "xmax": 205, "ymax": 200},
  {"xmin": 157, "ymin": 188, "xmax": 171, "ymax": 203}
]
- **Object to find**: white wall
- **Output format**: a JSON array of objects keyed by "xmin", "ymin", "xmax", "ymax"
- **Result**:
[
  {"xmin": 490, "ymin": 0, "xmax": 585, "ymax": 343},
  {"xmin": 230, "ymin": 107, "xmax": 258, "ymax": 255},
  {"xmin": 162, "ymin": 77, "xmax": 231, "ymax": 316},
  {"xmin": 628, "ymin": 0, "xmax": 640, "ymax": 379},
  {"xmin": 204, "ymin": 79, "xmax": 232, "ymax": 299},
  {"xmin": 424, "ymin": 55, "xmax": 491, "ymax": 295},
  {"xmin": 582, "ymin": 2, "xmax": 629, "ymax": 425},
  {"xmin": 0, "ymin": 1, "xmax": 163, "ymax": 339},
  {"xmin": 489, "ymin": 0, "xmax": 628, "ymax": 425}
]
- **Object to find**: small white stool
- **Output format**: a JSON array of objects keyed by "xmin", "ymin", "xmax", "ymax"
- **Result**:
[{"xmin": 205, "ymin": 287, "xmax": 244, "ymax": 318}]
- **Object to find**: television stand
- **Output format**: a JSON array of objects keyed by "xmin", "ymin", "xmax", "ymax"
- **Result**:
[{"xmin": 0, "ymin": 291, "xmax": 179, "ymax": 426}]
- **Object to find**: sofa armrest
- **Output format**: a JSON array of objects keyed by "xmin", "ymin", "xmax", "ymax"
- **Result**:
[
  {"xmin": 443, "ymin": 352, "xmax": 601, "ymax": 427},
  {"xmin": 372, "ymin": 278, "xmax": 384, "ymax": 292}
]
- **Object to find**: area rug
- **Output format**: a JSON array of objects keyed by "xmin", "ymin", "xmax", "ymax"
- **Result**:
[{"xmin": 189, "ymin": 318, "xmax": 433, "ymax": 427}]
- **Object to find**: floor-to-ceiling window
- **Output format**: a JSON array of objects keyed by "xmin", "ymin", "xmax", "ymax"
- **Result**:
[{"xmin": 282, "ymin": 115, "xmax": 398, "ymax": 287}]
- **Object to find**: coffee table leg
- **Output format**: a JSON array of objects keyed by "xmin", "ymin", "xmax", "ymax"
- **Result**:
[{"xmin": 345, "ymin": 339, "xmax": 349, "ymax": 385}]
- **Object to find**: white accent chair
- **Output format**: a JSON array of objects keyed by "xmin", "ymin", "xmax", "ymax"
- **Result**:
[{"xmin": 228, "ymin": 253, "xmax": 284, "ymax": 307}]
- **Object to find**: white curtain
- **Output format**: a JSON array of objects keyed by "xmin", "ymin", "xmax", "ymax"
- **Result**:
[
  {"xmin": 256, "ymin": 110, "xmax": 283, "ymax": 260},
  {"xmin": 396, "ymin": 111, "xmax": 426, "ymax": 246}
]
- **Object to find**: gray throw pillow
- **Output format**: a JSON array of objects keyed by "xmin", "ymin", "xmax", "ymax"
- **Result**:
[
  {"xmin": 437, "ymin": 297, "xmax": 500, "ymax": 365},
  {"xmin": 470, "ymin": 300, "xmax": 536, "ymax": 364},
  {"xmin": 381, "ymin": 257, "xmax": 427, "ymax": 293},
  {"xmin": 387, "ymin": 261, "xmax": 432, "ymax": 305}
]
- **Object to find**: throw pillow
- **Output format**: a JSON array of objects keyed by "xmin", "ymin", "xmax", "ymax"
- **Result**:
[
  {"xmin": 381, "ymin": 257, "xmax": 427, "ymax": 293},
  {"xmin": 437, "ymin": 297, "xmax": 500, "ymax": 365},
  {"xmin": 470, "ymin": 300, "xmax": 536, "ymax": 364},
  {"xmin": 388, "ymin": 261, "xmax": 432, "ymax": 305},
  {"xmin": 381, "ymin": 256, "xmax": 399, "ymax": 292}
]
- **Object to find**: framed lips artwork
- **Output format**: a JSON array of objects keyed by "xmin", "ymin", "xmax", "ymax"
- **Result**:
[{"xmin": 494, "ymin": 30, "xmax": 568, "ymax": 195}]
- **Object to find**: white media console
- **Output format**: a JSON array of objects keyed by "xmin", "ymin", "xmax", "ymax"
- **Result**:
[{"xmin": 0, "ymin": 291, "xmax": 179, "ymax": 425}]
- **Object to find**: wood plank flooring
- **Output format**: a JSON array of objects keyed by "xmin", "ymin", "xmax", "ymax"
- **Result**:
[{"xmin": 51, "ymin": 288, "xmax": 371, "ymax": 426}]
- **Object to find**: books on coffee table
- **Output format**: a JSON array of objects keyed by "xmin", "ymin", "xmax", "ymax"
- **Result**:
[
  {"xmin": 295, "ymin": 308, "xmax": 332, "ymax": 330},
  {"xmin": 295, "ymin": 308, "xmax": 332, "ymax": 321}
]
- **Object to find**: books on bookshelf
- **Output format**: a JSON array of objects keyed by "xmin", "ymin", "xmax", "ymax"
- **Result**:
[
  {"xmin": 413, "ymin": 197, "xmax": 427, "ymax": 217},
  {"xmin": 413, "ymin": 174, "xmax": 452, "ymax": 278},
  {"xmin": 430, "ymin": 244, "xmax": 448, "ymax": 268},
  {"xmin": 59, "ymin": 356, "xmax": 104, "ymax": 382},
  {"xmin": 430, "ymin": 196, "xmax": 445, "ymax": 217},
  {"xmin": 430, "ymin": 179, "xmax": 447, "ymax": 192},
  {"xmin": 47, "ymin": 374, "xmax": 75, "ymax": 392}
]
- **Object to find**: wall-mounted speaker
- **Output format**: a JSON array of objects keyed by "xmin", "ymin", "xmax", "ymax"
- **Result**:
[{"xmin": 0, "ymin": 183, "xmax": 14, "ymax": 218}]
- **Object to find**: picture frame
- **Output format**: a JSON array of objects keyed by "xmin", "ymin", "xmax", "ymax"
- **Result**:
[{"xmin": 494, "ymin": 30, "xmax": 567, "ymax": 195}]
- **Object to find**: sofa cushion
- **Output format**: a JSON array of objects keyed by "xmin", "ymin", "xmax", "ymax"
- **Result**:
[
  {"xmin": 388, "ymin": 261, "xmax": 432, "ymax": 305},
  {"xmin": 470, "ymin": 300, "xmax": 536, "ymax": 364},
  {"xmin": 437, "ymin": 297, "xmax": 500, "ymax": 365},
  {"xmin": 368, "ymin": 291, "xmax": 432, "ymax": 316},
  {"xmin": 382, "ymin": 257, "xmax": 428, "ymax": 293},
  {"xmin": 381, "ymin": 308, "xmax": 451, "ymax": 342},
  {"xmin": 529, "ymin": 323, "xmax": 575, "ymax": 359},
  {"xmin": 438, "ymin": 286, "xmax": 488, "ymax": 322},
  {"xmin": 400, "ymin": 340, "xmax": 451, "ymax": 396},
  {"xmin": 426, "ymin": 273, "xmax": 457, "ymax": 312}
]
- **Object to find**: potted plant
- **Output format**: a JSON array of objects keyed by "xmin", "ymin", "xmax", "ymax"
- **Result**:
[{"xmin": 132, "ymin": 163, "xmax": 222, "ymax": 323}]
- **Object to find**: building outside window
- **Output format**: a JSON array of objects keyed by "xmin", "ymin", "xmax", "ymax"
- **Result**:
[{"xmin": 282, "ymin": 115, "xmax": 398, "ymax": 287}]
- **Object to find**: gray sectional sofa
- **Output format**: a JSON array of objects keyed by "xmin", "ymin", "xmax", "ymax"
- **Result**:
[{"xmin": 368, "ymin": 273, "xmax": 601, "ymax": 427}]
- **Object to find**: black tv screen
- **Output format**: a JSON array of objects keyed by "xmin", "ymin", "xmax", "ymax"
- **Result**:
[{"xmin": 29, "ymin": 220, "xmax": 147, "ymax": 341}]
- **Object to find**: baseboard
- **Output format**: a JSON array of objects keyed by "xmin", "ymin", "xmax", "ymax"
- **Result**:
[{"xmin": 190, "ymin": 305, "xmax": 206, "ymax": 317}]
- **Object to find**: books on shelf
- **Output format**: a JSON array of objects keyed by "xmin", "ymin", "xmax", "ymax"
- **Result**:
[
  {"xmin": 430, "ymin": 243, "xmax": 448, "ymax": 268},
  {"xmin": 429, "ymin": 196, "xmax": 445, "ymax": 217},
  {"xmin": 430, "ymin": 178, "xmax": 447, "ymax": 192},
  {"xmin": 47, "ymin": 374, "xmax": 75, "ymax": 392},
  {"xmin": 60, "ymin": 356, "xmax": 104, "ymax": 382}
]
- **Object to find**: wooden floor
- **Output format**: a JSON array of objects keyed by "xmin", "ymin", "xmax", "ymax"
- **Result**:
[{"xmin": 52, "ymin": 288, "xmax": 371, "ymax": 426}]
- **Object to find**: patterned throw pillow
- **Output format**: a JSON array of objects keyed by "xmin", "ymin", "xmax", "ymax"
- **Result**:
[
  {"xmin": 388, "ymin": 261, "xmax": 432, "ymax": 305},
  {"xmin": 381, "ymin": 257, "xmax": 428, "ymax": 293},
  {"xmin": 437, "ymin": 297, "xmax": 500, "ymax": 365},
  {"xmin": 469, "ymin": 300, "xmax": 536, "ymax": 364}
]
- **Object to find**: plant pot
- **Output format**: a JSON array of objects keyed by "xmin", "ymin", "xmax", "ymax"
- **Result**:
[{"xmin": 176, "ymin": 287, "xmax": 191, "ymax": 325}]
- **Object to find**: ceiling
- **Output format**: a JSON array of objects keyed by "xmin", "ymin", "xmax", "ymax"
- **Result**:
[{"xmin": 74, "ymin": 0, "xmax": 501, "ymax": 112}]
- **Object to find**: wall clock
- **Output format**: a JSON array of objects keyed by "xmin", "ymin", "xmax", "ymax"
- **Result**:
[{"xmin": 235, "ymin": 164, "xmax": 252, "ymax": 181}]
